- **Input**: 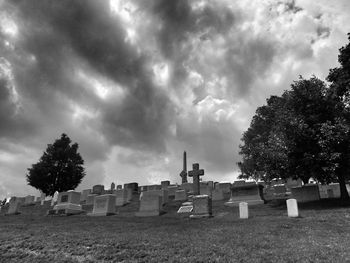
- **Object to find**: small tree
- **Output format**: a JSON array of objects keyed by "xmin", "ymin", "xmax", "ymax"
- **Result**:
[{"xmin": 26, "ymin": 133, "xmax": 85, "ymax": 196}]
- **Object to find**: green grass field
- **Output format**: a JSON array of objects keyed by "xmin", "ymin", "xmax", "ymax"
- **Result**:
[{"xmin": 1, "ymin": 199, "xmax": 350, "ymax": 263}]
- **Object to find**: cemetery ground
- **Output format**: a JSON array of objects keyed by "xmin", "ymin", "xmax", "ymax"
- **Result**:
[{"xmin": 1, "ymin": 199, "xmax": 350, "ymax": 262}]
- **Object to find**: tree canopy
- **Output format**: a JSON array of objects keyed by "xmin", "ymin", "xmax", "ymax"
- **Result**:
[
  {"xmin": 238, "ymin": 33, "xmax": 350, "ymax": 202},
  {"xmin": 26, "ymin": 133, "xmax": 85, "ymax": 196}
]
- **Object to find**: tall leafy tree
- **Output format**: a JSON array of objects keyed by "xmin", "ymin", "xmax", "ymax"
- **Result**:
[
  {"xmin": 324, "ymin": 33, "xmax": 350, "ymax": 202},
  {"xmin": 239, "ymin": 77, "xmax": 331, "ymax": 184},
  {"xmin": 26, "ymin": 133, "xmax": 85, "ymax": 196}
]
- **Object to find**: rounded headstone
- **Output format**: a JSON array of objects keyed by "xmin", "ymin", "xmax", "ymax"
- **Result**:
[
  {"xmin": 286, "ymin": 198, "xmax": 298, "ymax": 217},
  {"xmin": 239, "ymin": 202, "xmax": 248, "ymax": 219}
]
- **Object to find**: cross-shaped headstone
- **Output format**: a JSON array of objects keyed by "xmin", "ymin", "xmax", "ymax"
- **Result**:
[{"xmin": 188, "ymin": 163, "xmax": 205, "ymax": 195}]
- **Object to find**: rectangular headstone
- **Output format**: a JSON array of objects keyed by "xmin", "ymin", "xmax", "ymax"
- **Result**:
[
  {"xmin": 88, "ymin": 194, "xmax": 116, "ymax": 216},
  {"xmin": 114, "ymin": 189, "xmax": 128, "ymax": 206},
  {"xmin": 239, "ymin": 202, "xmax": 248, "ymax": 219},
  {"xmin": 142, "ymin": 190, "xmax": 168, "ymax": 205},
  {"xmin": 40, "ymin": 192, "xmax": 46, "ymax": 205},
  {"xmin": 212, "ymin": 189, "xmax": 225, "ymax": 201},
  {"xmin": 291, "ymin": 185, "xmax": 320, "ymax": 202},
  {"xmin": 86, "ymin": 194, "xmax": 98, "ymax": 205},
  {"xmin": 80, "ymin": 189, "xmax": 92, "ymax": 202},
  {"xmin": 286, "ymin": 198, "xmax": 299, "ymax": 217},
  {"xmin": 200, "ymin": 182, "xmax": 213, "ymax": 197},
  {"xmin": 124, "ymin": 182, "xmax": 139, "ymax": 193},
  {"xmin": 6, "ymin": 197, "xmax": 24, "ymax": 215},
  {"xmin": 174, "ymin": 190, "xmax": 187, "ymax": 201},
  {"xmin": 50, "ymin": 191, "xmax": 83, "ymax": 215},
  {"xmin": 225, "ymin": 184, "xmax": 264, "ymax": 207},
  {"xmin": 24, "ymin": 195, "xmax": 35, "ymax": 205},
  {"xmin": 167, "ymin": 186, "xmax": 179, "ymax": 197},
  {"xmin": 190, "ymin": 195, "xmax": 212, "ymax": 218},
  {"xmin": 161, "ymin": 181, "xmax": 170, "ymax": 189},
  {"xmin": 92, "ymin": 185, "xmax": 104, "ymax": 195},
  {"xmin": 135, "ymin": 195, "xmax": 162, "ymax": 217}
]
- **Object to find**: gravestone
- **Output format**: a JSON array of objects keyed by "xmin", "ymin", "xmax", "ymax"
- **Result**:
[
  {"xmin": 6, "ymin": 197, "xmax": 25, "ymax": 215},
  {"xmin": 174, "ymin": 190, "xmax": 187, "ymax": 201},
  {"xmin": 126, "ymin": 187, "xmax": 133, "ymax": 202},
  {"xmin": 51, "ymin": 191, "xmax": 59, "ymax": 206},
  {"xmin": 148, "ymin": 185, "xmax": 161, "ymax": 191},
  {"xmin": 40, "ymin": 192, "xmax": 46, "ymax": 205},
  {"xmin": 140, "ymin": 186, "xmax": 148, "ymax": 192},
  {"xmin": 212, "ymin": 189, "xmax": 225, "ymax": 201},
  {"xmin": 180, "ymin": 151, "xmax": 188, "ymax": 183},
  {"xmin": 80, "ymin": 189, "xmax": 92, "ymax": 202},
  {"xmin": 111, "ymin": 182, "xmax": 115, "ymax": 191},
  {"xmin": 161, "ymin": 181, "xmax": 170, "ymax": 189},
  {"xmin": 291, "ymin": 184, "xmax": 320, "ymax": 203},
  {"xmin": 180, "ymin": 183, "xmax": 193, "ymax": 193},
  {"xmin": 286, "ymin": 198, "xmax": 298, "ymax": 217},
  {"xmin": 86, "ymin": 194, "xmax": 98, "ymax": 205},
  {"xmin": 24, "ymin": 195, "xmax": 35, "ymax": 205},
  {"xmin": 200, "ymin": 182, "xmax": 212, "ymax": 197},
  {"xmin": 327, "ymin": 189, "xmax": 334, "ymax": 198},
  {"xmin": 124, "ymin": 182, "xmax": 139, "ymax": 193},
  {"xmin": 286, "ymin": 178, "xmax": 302, "ymax": 190},
  {"xmin": 142, "ymin": 190, "xmax": 168, "ymax": 205},
  {"xmin": 239, "ymin": 202, "xmax": 248, "ymax": 219},
  {"xmin": 273, "ymin": 185, "xmax": 288, "ymax": 199},
  {"xmin": 225, "ymin": 184, "xmax": 264, "ymax": 207},
  {"xmin": 167, "ymin": 186, "xmax": 179, "ymax": 198},
  {"xmin": 114, "ymin": 189, "xmax": 128, "ymax": 206},
  {"xmin": 88, "ymin": 194, "xmax": 116, "ymax": 216},
  {"xmin": 190, "ymin": 195, "xmax": 212, "ymax": 218},
  {"xmin": 92, "ymin": 185, "xmax": 104, "ymax": 195},
  {"xmin": 50, "ymin": 191, "xmax": 83, "ymax": 215},
  {"xmin": 135, "ymin": 195, "xmax": 162, "ymax": 217},
  {"xmin": 188, "ymin": 163, "xmax": 205, "ymax": 195}
]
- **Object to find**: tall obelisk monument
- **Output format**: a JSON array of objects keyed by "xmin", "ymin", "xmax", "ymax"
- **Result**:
[{"xmin": 179, "ymin": 151, "xmax": 188, "ymax": 183}]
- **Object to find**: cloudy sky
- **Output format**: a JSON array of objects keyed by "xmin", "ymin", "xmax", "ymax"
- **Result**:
[{"xmin": 0, "ymin": 0, "xmax": 349, "ymax": 198}]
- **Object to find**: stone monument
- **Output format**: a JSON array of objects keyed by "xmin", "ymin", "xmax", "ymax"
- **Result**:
[
  {"xmin": 49, "ymin": 191, "xmax": 83, "ymax": 215},
  {"xmin": 180, "ymin": 151, "xmax": 188, "ymax": 184},
  {"xmin": 190, "ymin": 195, "xmax": 212, "ymax": 218},
  {"xmin": 188, "ymin": 163, "xmax": 205, "ymax": 195},
  {"xmin": 225, "ymin": 183, "xmax": 264, "ymax": 206},
  {"xmin": 88, "ymin": 194, "xmax": 116, "ymax": 216},
  {"xmin": 135, "ymin": 195, "xmax": 163, "ymax": 217}
]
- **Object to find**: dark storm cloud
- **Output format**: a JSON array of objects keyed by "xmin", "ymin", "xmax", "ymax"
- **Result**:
[
  {"xmin": 147, "ymin": 0, "xmax": 237, "ymax": 89},
  {"xmin": 6, "ymin": 0, "xmax": 173, "ymax": 153}
]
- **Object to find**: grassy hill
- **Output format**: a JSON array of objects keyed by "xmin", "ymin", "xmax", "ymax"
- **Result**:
[{"xmin": 0, "ymin": 198, "xmax": 350, "ymax": 262}]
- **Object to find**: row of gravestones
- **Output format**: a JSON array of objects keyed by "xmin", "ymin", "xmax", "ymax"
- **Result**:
[
  {"xmin": 4, "ymin": 180, "xmax": 337, "ymax": 217},
  {"xmin": 263, "ymin": 182, "xmax": 350, "ymax": 201},
  {"xmin": 3, "ymin": 182, "xmax": 138, "ymax": 216}
]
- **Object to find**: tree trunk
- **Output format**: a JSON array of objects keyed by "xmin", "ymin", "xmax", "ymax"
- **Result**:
[{"xmin": 338, "ymin": 173, "xmax": 350, "ymax": 205}]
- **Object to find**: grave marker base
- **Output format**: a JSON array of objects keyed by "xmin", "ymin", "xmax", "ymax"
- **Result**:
[
  {"xmin": 225, "ymin": 200, "xmax": 264, "ymax": 207},
  {"xmin": 87, "ymin": 212, "xmax": 115, "ymax": 216},
  {"xmin": 189, "ymin": 213, "xmax": 212, "ymax": 219},
  {"xmin": 135, "ymin": 211, "xmax": 162, "ymax": 217}
]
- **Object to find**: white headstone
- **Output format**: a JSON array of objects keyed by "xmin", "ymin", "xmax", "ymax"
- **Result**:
[
  {"xmin": 239, "ymin": 202, "xmax": 248, "ymax": 219},
  {"xmin": 286, "ymin": 198, "xmax": 299, "ymax": 218},
  {"xmin": 51, "ymin": 191, "xmax": 59, "ymax": 206},
  {"xmin": 40, "ymin": 192, "xmax": 46, "ymax": 205},
  {"xmin": 88, "ymin": 194, "xmax": 116, "ymax": 216}
]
